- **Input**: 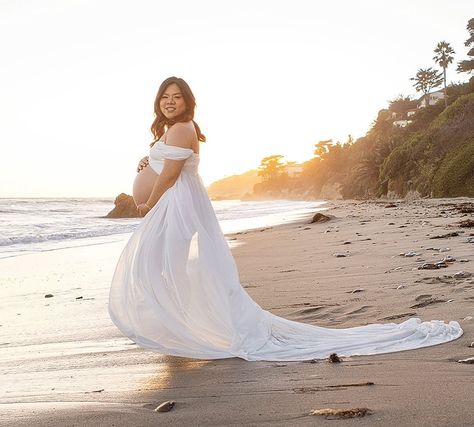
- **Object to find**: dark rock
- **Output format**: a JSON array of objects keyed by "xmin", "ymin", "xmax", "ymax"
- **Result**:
[
  {"xmin": 328, "ymin": 353, "xmax": 342, "ymax": 363},
  {"xmin": 309, "ymin": 213, "xmax": 331, "ymax": 224},
  {"xmin": 385, "ymin": 203, "xmax": 397, "ymax": 208},
  {"xmin": 44, "ymin": 294, "xmax": 54, "ymax": 298},
  {"xmin": 105, "ymin": 193, "xmax": 140, "ymax": 218},
  {"xmin": 154, "ymin": 401, "xmax": 176, "ymax": 412},
  {"xmin": 459, "ymin": 219, "xmax": 474, "ymax": 228}
]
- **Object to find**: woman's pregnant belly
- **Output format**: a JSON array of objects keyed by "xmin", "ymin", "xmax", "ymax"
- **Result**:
[{"xmin": 133, "ymin": 165, "xmax": 159, "ymax": 206}]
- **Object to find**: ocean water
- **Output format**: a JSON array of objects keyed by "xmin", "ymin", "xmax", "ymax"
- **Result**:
[{"xmin": 0, "ymin": 198, "xmax": 326, "ymax": 259}]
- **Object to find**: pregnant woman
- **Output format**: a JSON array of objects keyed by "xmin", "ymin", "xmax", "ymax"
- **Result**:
[{"xmin": 108, "ymin": 76, "xmax": 462, "ymax": 361}]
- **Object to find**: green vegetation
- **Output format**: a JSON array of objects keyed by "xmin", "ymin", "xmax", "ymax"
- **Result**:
[{"xmin": 207, "ymin": 18, "xmax": 474, "ymax": 200}]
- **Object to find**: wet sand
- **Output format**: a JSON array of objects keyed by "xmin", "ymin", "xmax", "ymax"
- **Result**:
[{"xmin": 1, "ymin": 198, "xmax": 473, "ymax": 426}]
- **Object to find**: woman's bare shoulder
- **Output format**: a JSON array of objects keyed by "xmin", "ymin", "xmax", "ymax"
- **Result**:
[{"xmin": 167, "ymin": 121, "xmax": 198, "ymax": 149}]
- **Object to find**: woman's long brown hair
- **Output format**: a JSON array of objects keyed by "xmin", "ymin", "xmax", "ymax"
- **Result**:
[{"xmin": 150, "ymin": 76, "xmax": 206, "ymax": 147}]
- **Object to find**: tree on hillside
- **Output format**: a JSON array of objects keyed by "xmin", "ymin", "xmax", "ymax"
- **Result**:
[
  {"xmin": 388, "ymin": 95, "xmax": 418, "ymax": 115},
  {"xmin": 313, "ymin": 139, "xmax": 332, "ymax": 159},
  {"xmin": 410, "ymin": 67, "xmax": 443, "ymax": 107},
  {"xmin": 257, "ymin": 154, "xmax": 285, "ymax": 182},
  {"xmin": 457, "ymin": 18, "xmax": 474, "ymax": 74},
  {"xmin": 433, "ymin": 41, "xmax": 455, "ymax": 108}
]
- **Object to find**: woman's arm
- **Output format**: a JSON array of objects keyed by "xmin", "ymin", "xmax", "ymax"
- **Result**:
[{"xmin": 137, "ymin": 123, "xmax": 196, "ymax": 216}]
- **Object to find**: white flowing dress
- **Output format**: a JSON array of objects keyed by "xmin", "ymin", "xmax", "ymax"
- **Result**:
[{"xmin": 108, "ymin": 142, "xmax": 463, "ymax": 361}]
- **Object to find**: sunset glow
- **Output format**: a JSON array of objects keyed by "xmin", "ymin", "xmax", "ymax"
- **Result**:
[{"xmin": 0, "ymin": 0, "xmax": 471, "ymax": 197}]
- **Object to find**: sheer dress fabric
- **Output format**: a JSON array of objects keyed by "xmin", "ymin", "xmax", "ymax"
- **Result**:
[{"xmin": 108, "ymin": 142, "xmax": 463, "ymax": 361}]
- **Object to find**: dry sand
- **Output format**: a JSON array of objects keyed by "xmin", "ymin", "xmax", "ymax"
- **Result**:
[{"xmin": 1, "ymin": 198, "xmax": 473, "ymax": 426}]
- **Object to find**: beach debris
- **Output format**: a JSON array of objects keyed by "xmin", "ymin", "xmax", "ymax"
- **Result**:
[
  {"xmin": 400, "ymin": 251, "xmax": 419, "ymax": 257},
  {"xmin": 351, "ymin": 288, "xmax": 365, "ymax": 293},
  {"xmin": 295, "ymin": 382, "xmax": 374, "ymax": 393},
  {"xmin": 426, "ymin": 247, "xmax": 440, "ymax": 251},
  {"xmin": 92, "ymin": 389, "xmax": 104, "ymax": 393},
  {"xmin": 418, "ymin": 262, "xmax": 448, "ymax": 270},
  {"xmin": 467, "ymin": 237, "xmax": 474, "ymax": 244},
  {"xmin": 328, "ymin": 353, "xmax": 342, "ymax": 363},
  {"xmin": 410, "ymin": 297, "xmax": 446, "ymax": 309},
  {"xmin": 75, "ymin": 296, "xmax": 83, "ymax": 300},
  {"xmin": 458, "ymin": 357, "xmax": 474, "ymax": 364},
  {"xmin": 278, "ymin": 269, "xmax": 297, "ymax": 273},
  {"xmin": 459, "ymin": 259, "xmax": 470, "ymax": 263},
  {"xmin": 442, "ymin": 255, "xmax": 456, "ymax": 263},
  {"xmin": 463, "ymin": 316, "xmax": 473, "ymax": 321},
  {"xmin": 44, "ymin": 294, "xmax": 54, "ymax": 298},
  {"xmin": 385, "ymin": 203, "xmax": 397, "ymax": 208},
  {"xmin": 469, "ymin": 342, "xmax": 474, "ymax": 348},
  {"xmin": 327, "ymin": 382, "xmax": 374, "ymax": 388},
  {"xmin": 382, "ymin": 312, "xmax": 416, "ymax": 320},
  {"xmin": 453, "ymin": 271, "xmax": 472, "ymax": 279},
  {"xmin": 388, "ymin": 222, "xmax": 395, "ymax": 225},
  {"xmin": 333, "ymin": 252, "xmax": 347, "ymax": 258},
  {"xmin": 154, "ymin": 401, "xmax": 176, "ymax": 412},
  {"xmin": 459, "ymin": 219, "xmax": 474, "ymax": 228},
  {"xmin": 309, "ymin": 407, "xmax": 372, "ymax": 419},
  {"xmin": 439, "ymin": 247, "xmax": 451, "ymax": 252},
  {"xmin": 343, "ymin": 241, "xmax": 351, "ymax": 244},
  {"xmin": 430, "ymin": 232, "xmax": 459, "ymax": 239},
  {"xmin": 303, "ymin": 227, "xmax": 311, "ymax": 230},
  {"xmin": 309, "ymin": 213, "xmax": 331, "ymax": 224},
  {"xmin": 396, "ymin": 285, "xmax": 406, "ymax": 289}
]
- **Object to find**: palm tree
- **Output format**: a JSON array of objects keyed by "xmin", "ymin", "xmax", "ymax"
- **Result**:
[
  {"xmin": 433, "ymin": 41, "xmax": 455, "ymax": 108},
  {"xmin": 410, "ymin": 68, "xmax": 443, "ymax": 108},
  {"xmin": 457, "ymin": 18, "xmax": 474, "ymax": 74}
]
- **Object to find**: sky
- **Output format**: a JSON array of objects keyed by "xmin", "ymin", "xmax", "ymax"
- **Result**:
[{"xmin": 0, "ymin": 0, "xmax": 472, "ymax": 197}]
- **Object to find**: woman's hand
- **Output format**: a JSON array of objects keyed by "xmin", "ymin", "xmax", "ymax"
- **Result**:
[
  {"xmin": 136, "ymin": 203, "xmax": 151, "ymax": 217},
  {"xmin": 137, "ymin": 156, "xmax": 149, "ymax": 173}
]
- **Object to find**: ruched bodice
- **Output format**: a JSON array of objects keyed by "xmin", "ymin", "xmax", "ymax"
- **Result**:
[{"xmin": 149, "ymin": 141, "xmax": 200, "ymax": 175}]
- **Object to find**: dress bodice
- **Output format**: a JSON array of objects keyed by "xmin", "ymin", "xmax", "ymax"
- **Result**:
[{"xmin": 148, "ymin": 141, "xmax": 200, "ymax": 175}]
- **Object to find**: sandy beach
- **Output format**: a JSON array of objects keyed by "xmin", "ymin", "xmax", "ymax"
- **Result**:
[{"xmin": 1, "ymin": 198, "xmax": 473, "ymax": 426}]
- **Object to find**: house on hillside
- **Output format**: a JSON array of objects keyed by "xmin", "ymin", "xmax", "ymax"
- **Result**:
[
  {"xmin": 392, "ymin": 108, "xmax": 417, "ymax": 128},
  {"xmin": 417, "ymin": 90, "xmax": 445, "ymax": 108}
]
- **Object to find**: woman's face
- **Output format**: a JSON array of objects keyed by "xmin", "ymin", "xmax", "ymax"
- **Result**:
[{"xmin": 160, "ymin": 83, "xmax": 187, "ymax": 119}]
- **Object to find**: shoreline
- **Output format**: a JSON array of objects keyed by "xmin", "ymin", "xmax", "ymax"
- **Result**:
[{"xmin": 1, "ymin": 198, "xmax": 473, "ymax": 426}]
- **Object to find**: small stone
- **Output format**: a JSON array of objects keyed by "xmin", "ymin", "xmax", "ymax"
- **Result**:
[
  {"xmin": 418, "ymin": 263, "xmax": 439, "ymax": 270},
  {"xmin": 459, "ymin": 259, "xmax": 469, "ymax": 263},
  {"xmin": 453, "ymin": 271, "xmax": 472, "ymax": 279},
  {"xmin": 44, "ymin": 294, "xmax": 54, "ymax": 298},
  {"xmin": 154, "ymin": 401, "xmax": 176, "ymax": 413},
  {"xmin": 463, "ymin": 316, "xmax": 473, "ymax": 321},
  {"xmin": 458, "ymin": 357, "xmax": 474, "ymax": 364},
  {"xmin": 351, "ymin": 288, "xmax": 364, "ymax": 293},
  {"xmin": 468, "ymin": 342, "xmax": 474, "ymax": 348},
  {"xmin": 388, "ymin": 222, "xmax": 395, "ymax": 225},
  {"xmin": 333, "ymin": 253, "xmax": 347, "ymax": 258},
  {"xmin": 467, "ymin": 237, "xmax": 474, "ymax": 243},
  {"xmin": 343, "ymin": 241, "xmax": 352, "ymax": 245},
  {"xmin": 442, "ymin": 255, "xmax": 456, "ymax": 263},
  {"xmin": 401, "ymin": 251, "xmax": 418, "ymax": 257},
  {"xmin": 439, "ymin": 247, "xmax": 451, "ymax": 252},
  {"xmin": 75, "ymin": 296, "xmax": 83, "ymax": 300},
  {"xmin": 396, "ymin": 285, "xmax": 405, "ymax": 289}
]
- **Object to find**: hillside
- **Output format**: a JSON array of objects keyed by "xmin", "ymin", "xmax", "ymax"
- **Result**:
[{"xmin": 206, "ymin": 169, "xmax": 261, "ymax": 200}]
